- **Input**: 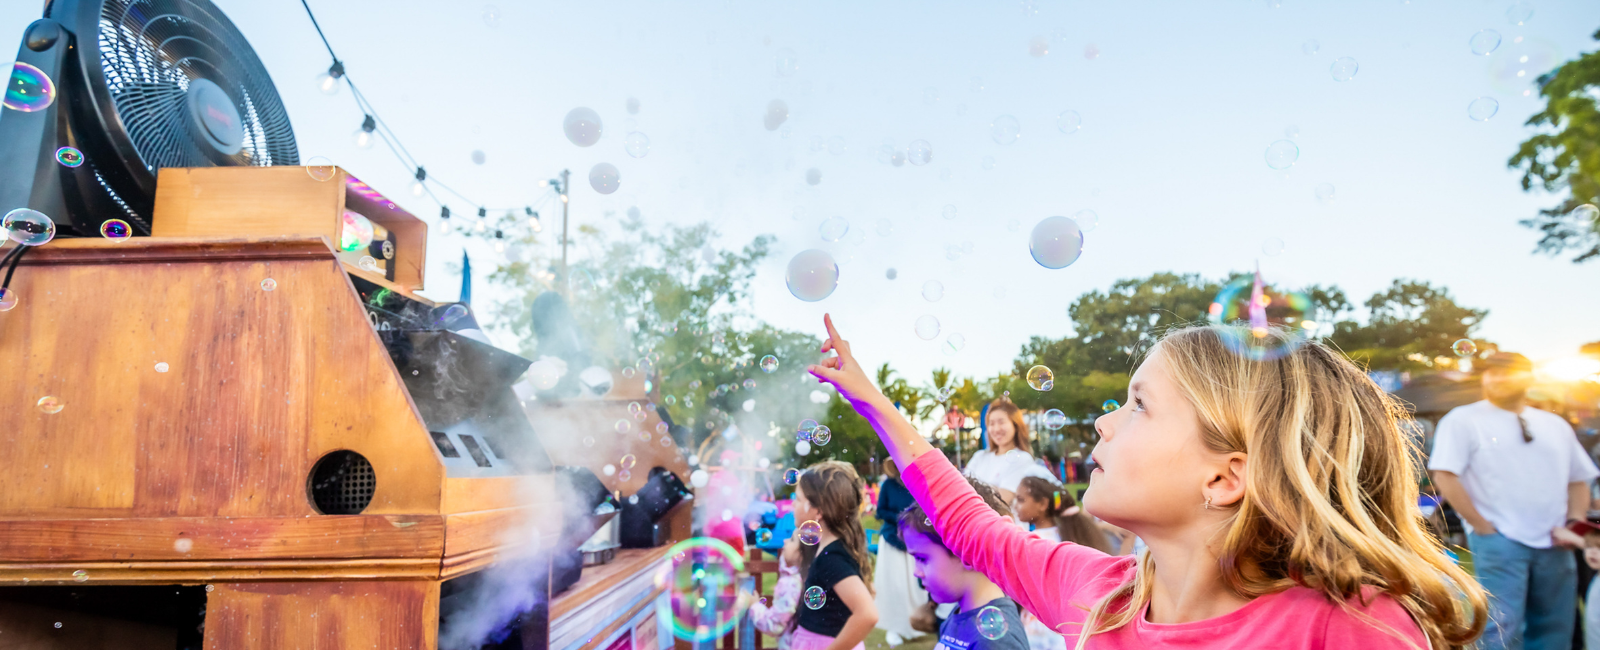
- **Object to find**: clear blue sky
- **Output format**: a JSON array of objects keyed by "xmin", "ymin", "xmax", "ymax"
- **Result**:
[{"xmin": 6, "ymin": 0, "xmax": 1598, "ymax": 383}]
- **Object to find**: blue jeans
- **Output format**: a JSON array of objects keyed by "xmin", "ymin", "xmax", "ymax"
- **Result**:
[{"xmin": 1467, "ymin": 531, "xmax": 1577, "ymax": 650}]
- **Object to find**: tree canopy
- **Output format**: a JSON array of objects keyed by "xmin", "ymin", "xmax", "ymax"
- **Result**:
[{"xmin": 1509, "ymin": 27, "xmax": 1600, "ymax": 263}]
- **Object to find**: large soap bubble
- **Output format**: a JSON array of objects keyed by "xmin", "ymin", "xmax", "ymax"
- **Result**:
[
  {"xmin": 1330, "ymin": 57, "xmax": 1359, "ymax": 82},
  {"xmin": 655, "ymin": 537, "xmax": 747, "ymax": 641},
  {"xmin": 1207, "ymin": 274, "xmax": 1315, "ymax": 361},
  {"xmin": 3, "ymin": 62, "xmax": 55, "ymax": 112},
  {"xmin": 1028, "ymin": 216, "xmax": 1083, "ymax": 269},
  {"xmin": 563, "ymin": 107, "xmax": 603, "ymax": 147},
  {"xmin": 589, "ymin": 162, "xmax": 620, "ymax": 194},
  {"xmin": 1265, "ymin": 140, "xmax": 1299, "ymax": 170},
  {"xmin": 786, "ymin": 249, "xmax": 839, "ymax": 302},
  {"xmin": 990, "ymin": 115, "xmax": 1021, "ymax": 145},
  {"xmin": 4, "ymin": 208, "xmax": 56, "ymax": 246},
  {"xmin": 915, "ymin": 315, "xmax": 940, "ymax": 340}
]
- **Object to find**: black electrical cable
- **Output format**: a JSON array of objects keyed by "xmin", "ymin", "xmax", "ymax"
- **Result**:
[{"xmin": 1, "ymin": 244, "xmax": 32, "ymax": 293}]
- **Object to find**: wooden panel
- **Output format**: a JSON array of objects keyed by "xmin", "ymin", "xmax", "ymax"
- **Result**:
[
  {"xmin": 204, "ymin": 580, "xmax": 439, "ymax": 650},
  {"xmin": 550, "ymin": 547, "xmax": 671, "ymax": 622},
  {"xmin": 442, "ymin": 476, "xmax": 551, "ymax": 514},
  {"xmin": 0, "ymin": 515, "xmax": 444, "ymax": 562},
  {"xmin": 0, "ymin": 237, "xmax": 444, "ymax": 519},
  {"xmin": 151, "ymin": 166, "xmax": 343, "ymax": 240},
  {"xmin": 0, "ymin": 557, "xmax": 441, "ymax": 584}
]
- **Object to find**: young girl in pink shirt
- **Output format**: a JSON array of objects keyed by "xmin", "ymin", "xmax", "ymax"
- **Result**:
[{"xmin": 806, "ymin": 316, "xmax": 1487, "ymax": 650}]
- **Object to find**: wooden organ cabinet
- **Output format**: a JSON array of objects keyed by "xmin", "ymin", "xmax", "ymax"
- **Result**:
[{"xmin": 0, "ymin": 167, "xmax": 694, "ymax": 649}]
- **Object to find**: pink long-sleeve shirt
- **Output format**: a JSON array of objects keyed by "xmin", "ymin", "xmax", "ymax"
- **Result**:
[{"xmin": 902, "ymin": 452, "xmax": 1430, "ymax": 649}]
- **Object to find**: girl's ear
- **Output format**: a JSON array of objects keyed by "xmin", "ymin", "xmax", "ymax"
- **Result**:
[{"xmin": 1203, "ymin": 452, "xmax": 1248, "ymax": 508}]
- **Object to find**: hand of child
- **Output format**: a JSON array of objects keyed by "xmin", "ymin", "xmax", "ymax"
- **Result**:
[
  {"xmin": 807, "ymin": 315, "xmax": 885, "ymax": 408},
  {"xmin": 781, "ymin": 539, "xmax": 801, "ymax": 565}
]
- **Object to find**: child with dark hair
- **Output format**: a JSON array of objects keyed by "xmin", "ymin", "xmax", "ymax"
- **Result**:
[
  {"xmin": 789, "ymin": 461, "xmax": 879, "ymax": 650},
  {"xmin": 899, "ymin": 478, "xmax": 1029, "ymax": 650},
  {"xmin": 1013, "ymin": 477, "xmax": 1113, "ymax": 554}
]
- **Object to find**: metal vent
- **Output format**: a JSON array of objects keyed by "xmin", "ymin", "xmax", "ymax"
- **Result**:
[{"xmin": 308, "ymin": 450, "xmax": 375, "ymax": 515}]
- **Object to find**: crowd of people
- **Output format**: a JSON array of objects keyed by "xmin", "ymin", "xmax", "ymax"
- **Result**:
[{"xmin": 734, "ymin": 315, "xmax": 1600, "ymax": 650}]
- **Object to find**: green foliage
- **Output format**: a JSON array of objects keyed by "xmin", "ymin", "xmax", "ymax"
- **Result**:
[
  {"xmin": 488, "ymin": 216, "xmax": 826, "ymax": 458},
  {"xmin": 1325, "ymin": 280, "xmax": 1488, "ymax": 371},
  {"xmin": 1509, "ymin": 28, "xmax": 1600, "ymax": 263}
]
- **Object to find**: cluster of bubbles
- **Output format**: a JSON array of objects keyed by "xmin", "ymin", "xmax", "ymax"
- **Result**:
[
  {"xmin": 1026, "ymin": 366, "xmax": 1054, "ymax": 391},
  {"xmin": 656, "ymin": 538, "xmax": 747, "ymax": 641}
]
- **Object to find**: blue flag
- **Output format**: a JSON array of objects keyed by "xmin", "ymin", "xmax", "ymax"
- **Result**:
[{"xmin": 460, "ymin": 249, "xmax": 472, "ymax": 304}]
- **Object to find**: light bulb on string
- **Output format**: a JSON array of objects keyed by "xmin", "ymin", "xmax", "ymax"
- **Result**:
[
  {"xmin": 474, "ymin": 207, "xmax": 487, "ymax": 232},
  {"xmin": 315, "ymin": 61, "xmax": 345, "ymax": 96},
  {"xmin": 410, "ymin": 166, "xmax": 426, "ymax": 197},
  {"xmin": 438, "ymin": 206, "xmax": 452, "ymax": 234},
  {"xmin": 352, "ymin": 114, "xmax": 376, "ymax": 149},
  {"xmin": 527, "ymin": 208, "xmax": 542, "ymax": 232}
]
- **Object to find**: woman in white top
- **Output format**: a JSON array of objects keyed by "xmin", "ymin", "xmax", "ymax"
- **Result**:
[{"xmin": 961, "ymin": 396, "xmax": 1060, "ymax": 503}]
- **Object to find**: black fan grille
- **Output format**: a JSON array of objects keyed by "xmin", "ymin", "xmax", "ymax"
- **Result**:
[
  {"xmin": 309, "ymin": 451, "xmax": 376, "ymax": 515},
  {"xmin": 95, "ymin": 0, "xmax": 296, "ymax": 173}
]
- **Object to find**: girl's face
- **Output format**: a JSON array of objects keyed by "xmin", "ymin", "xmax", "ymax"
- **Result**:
[
  {"xmin": 987, "ymin": 412, "xmax": 1016, "ymax": 452},
  {"xmin": 1084, "ymin": 346, "xmax": 1243, "ymax": 533},
  {"xmin": 1013, "ymin": 492, "xmax": 1046, "ymax": 524},
  {"xmin": 791, "ymin": 485, "xmax": 817, "ymax": 524}
]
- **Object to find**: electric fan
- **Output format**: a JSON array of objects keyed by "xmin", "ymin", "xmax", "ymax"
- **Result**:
[{"xmin": 0, "ymin": 0, "xmax": 297, "ymax": 238}]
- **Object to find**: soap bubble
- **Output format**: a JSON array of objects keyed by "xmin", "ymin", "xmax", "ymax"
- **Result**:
[
  {"xmin": 1026, "ymin": 366, "xmax": 1054, "ymax": 391},
  {"xmin": 977, "ymin": 606, "xmax": 1008, "ymax": 640},
  {"xmin": 619, "ymin": 454, "xmax": 637, "ymax": 470},
  {"xmin": 1572, "ymin": 204, "xmax": 1600, "ymax": 223},
  {"xmin": 1470, "ymin": 29, "xmax": 1502, "ymax": 55},
  {"xmin": 785, "ymin": 250, "xmax": 839, "ymax": 302},
  {"xmin": 756, "ymin": 528, "xmax": 773, "ymax": 544},
  {"xmin": 37, "ymin": 396, "xmax": 63, "ymax": 414},
  {"xmin": 1028, "ymin": 216, "xmax": 1084, "ymax": 269},
  {"xmin": 764, "ymin": 99, "xmax": 789, "ymax": 131},
  {"xmin": 1057, "ymin": 110, "xmax": 1082, "ymax": 134},
  {"xmin": 796, "ymin": 440, "xmax": 812, "ymax": 456},
  {"xmin": 828, "ymin": 137, "xmax": 846, "ymax": 155},
  {"xmin": 1207, "ymin": 277, "xmax": 1315, "ymax": 361},
  {"xmin": 775, "ymin": 48, "xmax": 799, "ymax": 76},
  {"xmin": 1265, "ymin": 140, "xmax": 1299, "ymax": 170},
  {"xmin": 1043, "ymin": 409, "xmax": 1067, "ymax": 430},
  {"xmin": 1028, "ymin": 35, "xmax": 1049, "ymax": 57},
  {"xmin": 1505, "ymin": 2, "xmax": 1533, "ymax": 26},
  {"xmin": 0, "ymin": 288, "xmax": 19, "ymax": 312},
  {"xmin": 358, "ymin": 256, "xmax": 378, "ymax": 272},
  {"xmin": 784, "ymin": 468, "xmax": 801, "ymax": 485},
  {"xmin": 907, "ymin": 140, "xmax": 932, "ymax": 165},
  {"xmin": 1302, "ymin": 39, "xmax": 1319, "ymax": 55},
  {"xmin": 564, "ymin": 107, "xmax": 603, "ymax": 147},
  {"xmin": 819, "ymin": 217, "xmax": 850, "ymax": 242},
  {"xmin": 798, "ymin": 520, "xmax": 823, "ymax": 545},
  {"xmin": 100, "ymin": 219, "xmax": 132, "ymax": 241},
  {"xmin": 743, "ymin": 378, "xmax": 757, "ymax": 390},
  {"xmin": 1330, "ymin": 57, "xmax": 1358, "ymax": 82},
  {"xmin": 1315, "ymin": 183, "xmax": 1336, "ymax": 203},
  {"xmin": 812, "ymin": 426, "xmax": 831, "ymax": 446},
  {"xmin": 341, "ymin": 211, "xmax": 374, "ymax": 252},
  {"xmin": 55, "ymin": 146, "xmax": 83, "ymax": 168},
  {"xmin": 1083, "ymin": 44, "xmax": 1100, "ymax": 60},
  {"xmin": 760, "ymin": 355, "xmax": 778, "ymax": 373},
  {"xmin": 3, "ymin": 62, "xmax": 55, "ymax": 112},
  {"xmin": 1262, "ymin": 238, "xmax": 1285, "ymax": 256},
  {"xmin": 690, "ymin": 469, "xmax": 710, "ymax": 487},
  {"xmin": 797, "ymin": 419, "xmax": 818, "ymax": 437},
  {"xmin": 805, "ymin": 168, "xmax": 822, "ymax": 185},
  {"xmin": 804, "ymin": 586, "xmax": 827, "ymax": 609},
  {"xmin": 625, "ymin": 132, "xmax": 651, "ymax": 158},
  {"xmin": 616, "ymin": 419, "xmax": 632, "ymax": 433},
  {"xmin": 589, "ymin": 163, "xmax": 621, "ymax": 194},
  {"xmin": 1101, "ymin": 399, "xmax": 1120, "ymax": 413},
  {"xmin": 922, "ymin": 280, "xmax": 944, "ymax": 302},
  {"xmin": 1468, "ymin": 97, "xmax": 1499, "ymax": 121},
  {"xmin": 260, "ymin": 278, "xmax": 276, "ymax": 291},
  {"xmin": 990, "ymin": 115, "xmax": 1021, "ymax": 145},
  {"xmin": 72, "ymin": 570, "xmax": 88, "ymax": 583},
  {"xmin": 1072, "ymin": 209, "xmax": 1099, "ymax": 232},
  {"xmin": 602, "ymin": 464, "xmax": 616, "ymax": 477},
  {"xmin": 1453, "ymin": 339, "xmax": 1477, "ymax": 357},
  {"xmin": 4, "ymin": 208, "xmax": 55, "ymax": 246},
  {"xmin": 657, "ymin": 537, "xmax": 746, "ymax": 641},
  {"xmin": 981, "ymin": 156, "xmax": 996, "ymax": 170},
  {"xmin": 1007, "ymin": 219, "xmax": 1021, "ymax": 232},
  {"xmin": 943, "ymin": 333, "xmax": 966, "ymax": 356},
  {"xmin": 915, "ymin": 315, "xmax": 940, "ymax": 340},
  {"xmin": 626, "ymin": 97, "xmax": 641, "ymax": 114},
  {"xmin": 886, "ymin": 268, "xmax": 898, "ymax": 280}
]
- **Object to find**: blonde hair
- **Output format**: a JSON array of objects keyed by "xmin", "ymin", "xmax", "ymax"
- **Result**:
[
  {"xmin": 1072, "ymin": 325, "xmax": 1486, "ymax": 650},
  {"xmin": 986, "ymin": 397, "xmax": 1033, "ymax": 455}
]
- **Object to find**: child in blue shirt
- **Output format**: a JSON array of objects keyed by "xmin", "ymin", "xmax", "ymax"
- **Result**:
[{"xmin": 898, "ymin": 478, "xmax": 1031, "ymax": 650}]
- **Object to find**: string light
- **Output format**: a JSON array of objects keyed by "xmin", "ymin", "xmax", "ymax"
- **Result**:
[
  {"xmin": 352, "ymin": 114, "xmax": 375, "ymax": 149},
  {"xmin": 315, "ymin": 61, "xmax": 344, "ymax": 95}
]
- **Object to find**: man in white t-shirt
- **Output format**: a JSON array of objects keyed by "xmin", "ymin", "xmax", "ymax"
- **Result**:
[{"xmin": 1428, "ymin": 352, "xmax": 1599, "ymax": 650}]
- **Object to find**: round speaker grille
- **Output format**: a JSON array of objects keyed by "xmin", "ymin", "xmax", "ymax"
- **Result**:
[{"xmin": 308, "ymin": 450, "xmax": 375, "ymax": 515}]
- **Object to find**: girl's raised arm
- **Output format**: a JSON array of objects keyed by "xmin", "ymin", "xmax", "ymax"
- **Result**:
[{"xmin": 807, "ymin": 315, "xmax": 1127, "ymax": 634}]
